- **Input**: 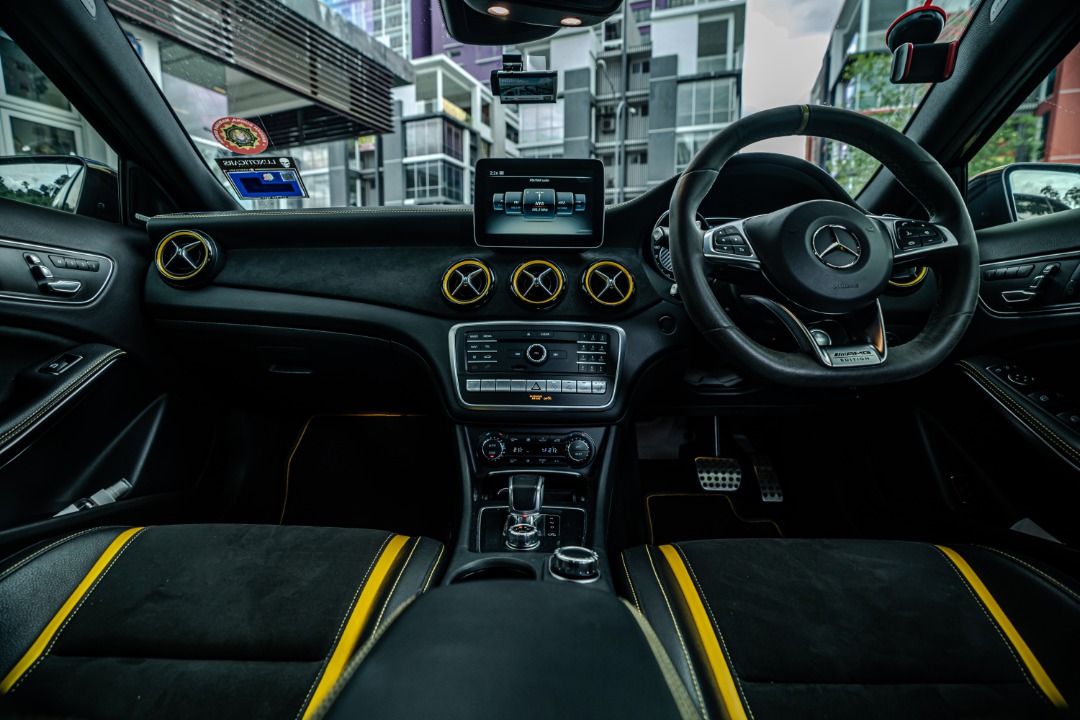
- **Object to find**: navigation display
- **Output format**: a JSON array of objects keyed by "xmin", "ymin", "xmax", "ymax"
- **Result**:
[{"xmin": 474, "ymin": 158, "xmax": 604, "ymax": 248}]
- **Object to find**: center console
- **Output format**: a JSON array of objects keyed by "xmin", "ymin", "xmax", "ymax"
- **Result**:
[{"xmin": 449, "ymin": 322, "xmax": 623, "ymax": 410}]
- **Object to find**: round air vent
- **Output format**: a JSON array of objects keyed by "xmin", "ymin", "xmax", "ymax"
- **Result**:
[
  {"xmin": 582, "ymin": 260, "xmax": 635, "ymax": 308},
  {"xmin": 442, "ymin": 259, "xmax": 494, "ymax": 307},
  {"xmin": 155, "ymin": 230, "xmax": 217, "ymax": 288},
  {"xmin": 888, "ymin": 266, "xmax": 928, "ymax": 291},
  {"xmin": 510, "ymin": 260, "xmax": 565, "ymax": 309}
]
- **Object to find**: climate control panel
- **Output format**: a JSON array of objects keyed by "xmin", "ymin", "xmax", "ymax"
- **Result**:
[{"xmin": 477, "ymin": 431, "xmax": 595, "ymax": 467}]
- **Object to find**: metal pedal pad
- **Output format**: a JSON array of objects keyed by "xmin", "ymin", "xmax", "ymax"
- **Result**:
[
  {"xmin": 751, "ymin": 454, "xmax": 783, "ymax": 503},
  {"xmin": 695, "ymin": 457, "xmax": 742, "ymax": 492}
]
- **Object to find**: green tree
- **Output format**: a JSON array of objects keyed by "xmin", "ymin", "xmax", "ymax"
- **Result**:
[
  {"xmin": 824, "ymin": 52, "xmax": 925, "ymax": 194},
  {"xmin": 968, "ymin": 114, "xmax": 1044, "ymax": 177}
]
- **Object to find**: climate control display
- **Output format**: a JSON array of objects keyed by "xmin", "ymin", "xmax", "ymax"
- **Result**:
[{"xmin": 477, "ymin": 431, "xmax": 594, "ymax": 467}]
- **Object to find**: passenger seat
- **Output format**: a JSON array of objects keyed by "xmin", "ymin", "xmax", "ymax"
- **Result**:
[{"xmin": 0, "ymin": 524, "xmax": 444, "ymax": 719}]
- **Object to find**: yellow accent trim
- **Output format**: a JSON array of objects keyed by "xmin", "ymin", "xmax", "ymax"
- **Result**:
[
  {"xmin": 155, "ymin": 230, "xmax": 210, "ymax": 281},
  {"xmin": 889, "ymin": 266, "xmax": 928, "ymax": 288},
  {"xmin": 659, "ymin": 545, "xmax": 750, "ymax": 720},
  {"xmin": 1, "ymin": 527, "xmax": 144, "ymax": 694},
  {"xmin": 279, "ymin": 417, "xmax": 313, "ymax": 524},
  {"xmin": 936, "ymin": 545, "xmax": 1068, "ymax": 709},
  {"xmin": 303, "ymin": 534, "xmax": 410, "ymax": 719},
  {"xmin": 511, "ymin": 260, "xmax": 564, "ymax": 305},
  {"xmin": 441, "ymin": 259, "xmax": 493, "ymax": 305},
  {"xmin": 584, "ymin": 260, "xmax": 635, "ymax": 307}
]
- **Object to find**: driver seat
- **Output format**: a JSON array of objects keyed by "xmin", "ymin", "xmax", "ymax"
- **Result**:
[{"xmin": 620, "ymin": 538, "xmax": 1078, "ymax": 719}]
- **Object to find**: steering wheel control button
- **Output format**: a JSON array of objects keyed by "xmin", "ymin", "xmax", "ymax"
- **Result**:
[
  {"xmin": 526, "ymin": 343, "xmax": 548, "ymax": 364},
  {"xmin": 550, "ymin": 546, "xmax": 600, "ymax": 581}
]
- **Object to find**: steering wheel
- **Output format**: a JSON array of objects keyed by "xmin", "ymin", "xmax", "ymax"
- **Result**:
[{"xmin": 669, "ymin": 105, "xmax": 980, "ymax": 388}]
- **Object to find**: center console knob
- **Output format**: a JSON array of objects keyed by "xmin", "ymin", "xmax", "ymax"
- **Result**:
[
  {"xmin": 525, "ymin": 343, "xmax": 548, "ymax": 365},
  {"xmin": 506, "ymin": 522, "xmax": 540, "ymax": 551},
  {"xmin": 551, "ymin": 546, "xmax": 600, "ymax": 580},
  {"xmin": 566, "ymin": 433, "xmax": 593, "ymax": 465},
  {"xmin": 479, "ymin": 434, "xmax": 506, "ymax": 463}
]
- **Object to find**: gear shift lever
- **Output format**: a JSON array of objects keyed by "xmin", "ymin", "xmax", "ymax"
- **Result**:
[{"xmin": 506, "ymin": 474, "xmax": 543, "ymax": 550}]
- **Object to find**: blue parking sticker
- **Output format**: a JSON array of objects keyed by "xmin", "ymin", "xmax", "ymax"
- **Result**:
[{"xmin": 215, "ymin": 156, "xmax": 308, "ymax": 199}]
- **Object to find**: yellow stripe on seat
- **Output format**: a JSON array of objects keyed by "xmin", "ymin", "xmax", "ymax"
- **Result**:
[
  {"xmin": 302, "ymin": 533, "xmax": 410, "ymax": 720},
  {"xmin": 1, "ymin": 526, "xmax": 144, "ymax": 694},
  {"xmin": 659, "ymin": 544, "xmax": 749, "ymax": 720},
  {"xmin": 936, "ymin": 545, "xmax": 1068, "ymax": 709}
]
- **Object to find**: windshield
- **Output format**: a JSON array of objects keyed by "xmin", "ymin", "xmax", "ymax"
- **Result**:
[{"xmin": 109, "ymin": 0, "xmax": 979, "ymax": 209}]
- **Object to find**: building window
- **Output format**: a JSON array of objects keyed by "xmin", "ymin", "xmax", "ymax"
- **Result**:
[
  {"xmin": 632, "ymin": 5, "xmax": 651, "ymax": 25},
  {"xmin": 0, "ymin": 36, "xmax": 70, "ymax": 111},
  {"xmin": 10, "ymin": 116, "xmax": 77, "ymax": 155},
  {"xmin": 604, "ymin": 21, "xmax": 622, "ymax": 42},
  {"xmin": 676, "ymin": 77, "xmax": 737, "ymax": 128},
  {"xmin": 405, "ymin": 160, "xmax": 463, "ymax": 202},
  {"xmin": 519, "ymin": 103, "xmax": 563, "ymax": 144},
  {"xmin": 675, "ymin": 131, "xmax": 714, "ymax": 172},
  {"xmin": 506, "ymin": 123, "xmax": 519, "ymax": 144},
  {"xmin": 520, "ymin": 146, "xmax": 563, "ymax": 159},
  {"xmin": 405, "ymin": 118, "xmax": 463, "ymax": 160}
]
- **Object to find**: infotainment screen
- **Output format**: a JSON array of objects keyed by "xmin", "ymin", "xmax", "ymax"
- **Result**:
[{"xmin": 474, "ymin": 158, "xmax": 604, "ymax": 249}]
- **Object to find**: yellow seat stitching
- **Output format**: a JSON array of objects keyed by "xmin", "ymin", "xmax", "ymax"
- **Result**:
[
  {"xmin": 973, "ymin": 545, "xmax": 1080, "ymax": 604},
  {"xmin": 372, "ymin": 537, "xmax": 421, "ymax": 633},
  {"xmin": 932, "ymin": 546, "xmax": 1052, "ymax": 705},
  {"xmin": 293, "ymin": 533, "xmax": 394, "ymax": 720},
  {"xmin": 674, "ymin": 544, "xmax": 756, "ymax": 720},
  {"xmin": 645, "ymin": 545, "xmax": 710, "ymax": 719},
  {"xmin": 421, "ymin": 545, "xmax": 444, "ymax": 593}
]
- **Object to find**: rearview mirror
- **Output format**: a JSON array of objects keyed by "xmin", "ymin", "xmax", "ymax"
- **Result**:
[{"xmin": 0, "ymin": 155, "xmax": 119, "ymax": 222}]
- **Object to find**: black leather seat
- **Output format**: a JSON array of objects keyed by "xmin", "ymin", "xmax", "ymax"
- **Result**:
[
  {"xmin": 620, "ymin": 538, "xmax": 1078, "ymax": 720},
  {"xmin": 0, "ymin": 524, "xmax": 444, "ymax": 719}
]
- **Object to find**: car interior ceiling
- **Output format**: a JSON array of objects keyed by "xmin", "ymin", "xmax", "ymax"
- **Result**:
[{"xmin": 1, "ymin": 0, "xmax": 1079, "ymax": 719}]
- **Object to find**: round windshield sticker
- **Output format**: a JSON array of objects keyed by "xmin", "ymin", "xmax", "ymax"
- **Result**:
[{"xmin": 211, "ymin": 117, "xmax": 269, "ymax": 155}]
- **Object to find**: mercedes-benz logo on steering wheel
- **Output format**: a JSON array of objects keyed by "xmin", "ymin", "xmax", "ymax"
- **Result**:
[{"xmin": 811, "ymin": 224, "xmax": 862, "ymax": 269}]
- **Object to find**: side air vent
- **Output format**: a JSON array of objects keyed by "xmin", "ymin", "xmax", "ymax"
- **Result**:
[
  {"xmin": 442, "ymin": 259, "xmax": 494, "ymax": 307},
  {"xmin": 511, "ymin": 260, "xmax": 565, "ymax": 309},
  {"xmin": 582, "ymin": 260, "xmax": 635, "ymax": 308},
  {"xmin": 155, "ymin": 230, "xmax": 218, "ymax": 288}
]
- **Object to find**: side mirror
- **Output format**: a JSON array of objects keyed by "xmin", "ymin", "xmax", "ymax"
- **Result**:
[
  {"xmin": 1007, "ymin": 165, "xmax": 1080, "ymax": 221},
  {"xmin": 0, "ymin": 155, "xmax": 119, "ymax": 222},
  {"xmin": 967, "ymin": 163, "xmax": 1080, "ymax": 230}
]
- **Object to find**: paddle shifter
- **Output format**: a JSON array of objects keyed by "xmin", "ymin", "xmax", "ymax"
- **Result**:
[{"xmin": 505, "ymin": 474, "xmax": 544, "ymax": 550}]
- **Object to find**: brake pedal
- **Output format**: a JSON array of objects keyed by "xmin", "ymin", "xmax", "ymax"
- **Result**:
[
  {"xmin": 694, "ymin": 457, "xmax": 742, "ymax": 492},
  {"xmin": 751, "ymin": 454, "xmax": 783, "ymax": 503}
]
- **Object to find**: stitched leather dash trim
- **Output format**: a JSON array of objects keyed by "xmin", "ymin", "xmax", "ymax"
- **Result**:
[
  {"xmin": 0, "ymin": 526, "xmax": 145, "ymax": 693},
  {"xmin": 957, "ymin": 361, "xmax": 1080, "ymax": 466},
  {"xmin": 0, "ymin": 350, "xmax": 125, "ymax": 450},
  {"xmin": 660, "ymin": 544, "xmax": 751, "ymax": 720},
  {"xmin": 299, "ymin": 534, "xmax": 410, "ymax": 720},
  {"xmin": 935, "ymin": 545, "xmax": 1067, "ymax": 708}
]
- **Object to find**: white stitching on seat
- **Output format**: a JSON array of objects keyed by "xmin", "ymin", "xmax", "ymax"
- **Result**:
[
  {"xmin": 0, "ymin": 350, "xmax": 124, "ymax": 448},
  {"xmin": 644, "ymin": 545, "xmax": 710, "ymax": 719},
  {"xmin": 293, "ymin": 533, "xmax": 394, "ymax": 720},
  {"xmin": 674, "ymin": 544, "xmax": 756, "ymax": 720},
  {"xmin": 372, "ymin": 537, "xmax": 420, "ymax": 633},
  {"xmin": 10, "ymin": 527, "xmax": 148, "ymax": 692},
  {"xmin": 0, "ymin": 526, "xmax": 116, "ymax": 582},
  {"xmin": 621, "ymin": 552, "xmax": 642, "ymax": 613},
  {"xmin": 973, "ymin": 545, "xmax": 1080, "ymax": 604},
  {"xmin": 931, "ymin": 546, "xmax": 1049, "ymax": 705},
  {"xmin": 421, "ymin": 545, "xmax": 444, "ymax": 593}
]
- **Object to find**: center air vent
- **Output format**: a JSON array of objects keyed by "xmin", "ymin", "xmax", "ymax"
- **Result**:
[
  {"xmin": 511, "ymin": 260, "xmax": 565, "ymax": 309},
  {"xmin": 442, "ymin": 259, "xmax": 494, "ymax": 307},
  {"xmin": 155, "ymin": 230, "xmax": 218, "ymax": 288},
  {"xmin": 583, "ymin": 260, "xmax": 635, "ymax": 308}
]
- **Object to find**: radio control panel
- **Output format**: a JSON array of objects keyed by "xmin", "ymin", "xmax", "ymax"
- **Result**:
[{"xmin": 450, "ymin": 323, "xmax": 622, "ymax": 410}]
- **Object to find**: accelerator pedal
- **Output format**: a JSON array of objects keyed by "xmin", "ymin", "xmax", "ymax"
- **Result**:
[
  {"xmin": 751, "ymin": 454, "xmax": 784, "ymax": 503},
  {"xmin": 694, "ymin": 457, "xmax": 742, "ymax": 492}
]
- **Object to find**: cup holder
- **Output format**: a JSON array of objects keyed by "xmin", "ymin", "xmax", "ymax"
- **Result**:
[{"xmin": 450, "ymin": 558, "xmax": 537, "ymax": 583}]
